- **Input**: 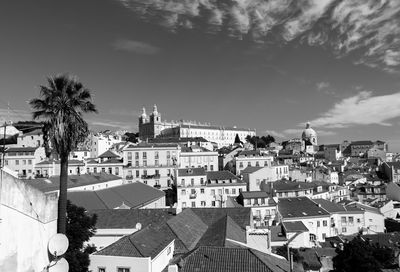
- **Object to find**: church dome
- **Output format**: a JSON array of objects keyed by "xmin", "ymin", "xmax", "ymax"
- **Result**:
[{"xmin": 301, "ymin": 122, "xmax": 317, "ymax": 140}]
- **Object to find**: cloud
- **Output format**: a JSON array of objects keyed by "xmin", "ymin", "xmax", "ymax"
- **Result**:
[
  {"xmin": 309, "ymin": 91, "xmax": 400, "ymax": 128},
  {"xmin": 281, "ymin": 128, "xmax": 335, "ymax": 137},
  {"xmin": 112, "ymin": 39, "xmax": 160, "ymax": 54},
  {"xmin": 316, "ymin": 81, "xmax": 330, "ymax": 91},
  {"xmin": 89, "ymin": 119, "xmax": 135, "ymax": 130},
  {"xmin": 0, "ymin": 108, "xmax": 31, "ymax": 123},
  {"xmin": 264, "ymin": 130, "xmax": 285, "ymax": 138},
  {"xmin": 118, "ymin": 0, "xmax": 400, "ymax": 71}
]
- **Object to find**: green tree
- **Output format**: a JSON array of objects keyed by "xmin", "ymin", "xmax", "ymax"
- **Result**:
[
  {"xmin": 333, "ymin": 235, "xmax": 395, "ymax": 271},
  {"xmin": 29, "ymin": 74, "xmax": 97, "ymax": 233},
  {"xmin": 65, "ymin": 200, "xmax": 97, "ymax": 272}
]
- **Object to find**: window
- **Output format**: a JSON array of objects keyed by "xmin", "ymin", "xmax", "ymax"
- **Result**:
[
  {"xmin": 239, "ymin": 162, "xmax": 243, "ymax": 168},
  {"xmin": 155, "ymin": 151, "xmax": 159, "ymax": 159},
  {"xmin": 225, "ymin": 189, "xmax": 229, "ymax": 194},
  {"xmin": 98, "ymin": 268, "xmax": 106, "ymax": 272},
  {"xmin": 317, "ymin": 221, "xmax": 320, "ymax": 227},
  {"xmin": 191, "ymin": 178, "xmax": 194, "ymax": 186},
  {"xmin": 210, "ymin": 165, "xmax": 214, "ymax": 171},
  {"xmin": 357, "ymin": 218, "xmax": 361, "ymax": 223},
  {"xmin": 155, "ymin": 160, "xmax": 159, "ymax": 166},
  {"xmin": 342, "ymin": 227, "xmax": 347, "ymax": 233},
  {"xmin": 143, "ymin": 160, "xmax": 147, "ymax": 167},
  {"xmin": 28, "ymin": 159, "xmax": 32, "ymax": 165},
  {"xmin": 191, "ymin": 202, "xmax": 196, "ymax": 208},
  {"xmin": 117, "ymin": 268, "xmax": 130, "ymax": 272},
  {"xmin": 200, "ymin": 188, "xmax": 204, "ymax": 194},
  {"xmin": 15, "ymin": 160, "xmax": 19, "ymax": 165},
  {"xmin": 127, "ymin": 152, "xmax": 132, "ymax": 161},
  {"xmin": 143, "ymin": 152, "xmax": 147, "ymax": 159},
  {"xmin": 135, "ymin": 161, "xmax": 139, "ymax": 167},
  {"xmin": 348, "ymin": 216, "xmax": 354, "ymax": 225},
  {"xmin": 322, "ymin": 233, "xmax": 326, "ymax": 240},
  {"xmin": 135, "ymin": 152, "xmax": 139, "ymax": 159},
  {"xmin": 200, "ymin": 178, "xmax": 204, "ymax": 185},
  {"xmin": 136, "ymin": 170, "xmax": 140, "ymax": 178},
  {"xmin": 201, "ymin": 201, "xmax": 206, "ymax": 207},
  {"xmin": 211, "ymin": 189, "xmax": 215, "ymax": 195},
  {"xmin": 341, "ymin": 216, "xmax": 347, "ymax": 224},
  {"xmin": 232, "ymin": 188, "xmax": 236, "ymax": 195},
  {"xmin": 218, "ymin": 189, "xmax": 222, "ymax": 195},
  {"xmin": 323, "ymin": 220, "xmax": 327, "ymax": 227},
  {"xmin": 248, "ymin": 162, "xmax": 251, "ymax": 167},
  {"xmin": 264, "ymin": 161, "xmax": 268, "ymax": 166},
  {"xmin": 181, "ymin": 179, "xmax": 185, "ymax": 186},
  {"xmin": 212, "ymin": 201, "xmax": 216, "ymax": 207}
]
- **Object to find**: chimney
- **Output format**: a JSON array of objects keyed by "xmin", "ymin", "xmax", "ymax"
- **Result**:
[{"xmin": 168, "ymin": 264, "xmax": 178, "ymax": 272}]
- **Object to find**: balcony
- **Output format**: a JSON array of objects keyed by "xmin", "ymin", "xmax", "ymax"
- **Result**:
[
  {"xmin": 141, "ymin": 174, "xmax": 161, "ymax": 179},
  {"xmin": 189, "ymin": 193, "xmax": 197, "ymax": 199},
  {"xmin": 126, "ymin": 175, "xmax": 133, "ymax": 180}
]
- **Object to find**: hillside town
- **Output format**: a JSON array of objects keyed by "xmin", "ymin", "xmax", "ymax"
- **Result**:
[{"xmin": 2, "ymin": 104, "xmax": 400, "ymax": 272}]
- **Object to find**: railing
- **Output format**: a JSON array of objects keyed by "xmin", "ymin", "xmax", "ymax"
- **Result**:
[
  {"xmin": 189, "ymin": 193, "xmax": 197, "ymax": 199},
  {"xmin": 125, "ymin": 175, "xmax": 133, "ymax": 180},
  {"xmin": 141, "ymin": 174, "xmax": 161, "ymax": 179}
]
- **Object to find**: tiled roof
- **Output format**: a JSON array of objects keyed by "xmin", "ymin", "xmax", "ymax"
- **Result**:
[
  {"xmin": 282, "ymin": 221, "xmax": 309, "ymax": 232},
  {"xmin": 191, "ymin": 207, "xmax": 251, "ymax": 230},
  {"xmin": 94, "ymin": 223, "xmax": 175, "ymax": 259},
  {"xmin": 270, "ymin": 181, "xmax": 316, "ymax": 192},
  {"xmin": 6, "ymin": 146, "xmax": 38, "ymax": 152},
  {"xmin": 167, "ymin": 209, "xmax": 208, "ymax": 251},
  {"xmin": 312, "ymin": 199, "xmax": 347, "ymax": 213},
  {"xmin": 21, "ymin": 128, "xmax": 43, "ymax": 136},
  {"xmin": 35, "ymin": 159, "xmax": 85, "ymax": 165},
  {"xmin": 98, "ymin": 150, "xmax": 119, "ymax": 158},
  {"xmin": 149, "ymin": 137, "xmax": 209, "ymax": 143},
  {"xmin": 241, "ymin": 166, "xmax": 264, "ymax": 174},
  {"xmin": 178, "ymin": 168, "xmax": 206, "ymax": 177},
  {"xmin": 350, "ymin": 140, "xmax": 374, "ymax": 146},
  {"xmin": 28, "ymin": 173, "xmax": 121, "ymax": 193},
  {"xmin": 241, "ymin": 191, "xmax": 270, "ymax": 199},
  {"xmin": 68, "ymin": 182, "xmax": 165, "ymax": 210},
  {"xmin": 91, "ymin": 208, "xmax": 174, "ymax": 229},
  {"xmin": 278, "ymin": 197, "xmax": 330, "ymax": 218},
  {"xmin": 207, "ymin": 171, "xmax": 238, "ymax": 181},
  {"xmin": 126, "ymin": 143, "xmax": 179, "ymax": 149},
  {"xmin": 179, "ymin": 246, "xmax": 290, "ymax": 272}
]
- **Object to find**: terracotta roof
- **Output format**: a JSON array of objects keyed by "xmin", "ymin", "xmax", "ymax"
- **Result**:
[
  {"xmin": 178, "ymin": 168, "xmax": 206, "ymax": 177},
  {"xmin": 98, "ymin": 150, "xmax": 119, "ymax": 158},
  {"xmin": 68, "ymin": 182, "xmax": 165, "ymax": 210},
  {"xmin": 278, "ymin": 197, "xmax": 330, "ymax": 218},
  {"xmin": 28, "ymin": 173, "xmax": 120, "ymax": 193},
  {"xmin": 241, "ymin": 191, "xmax": 270, "ymax": 199},
  {"xmin": 149, "ymin": 137, "xmax": 209, "ymax": 143},
  {"xmin": 207, "ymin": 171, "xmax": 238, "ymax": 181},
  {"xmin": 167, "ymin": 209, "xmax": 208, "ymax": 251},
  {"xmin": 35, "ymin": 159, "xmax": 85, "ymax": 166},
  {"xmin": 91, "ymin": 208, "xmax": 174, "ymax": 229},
  {"xmin": 179, "ymin": 246, "xmax": 290, "ymax": 272},
  {"xmin": 6, "ymin": 146, "xmax": 38, "ymax": 152},
  {"xmin": 282, "ymin": 221, "xmax": 309, "ymax": 232},
  {"xmin": 191, "ymin": 207, "xmax": 251, "ymax": 230},
  {"xmin": 94, "ymin": 223, "xmax": 175, "ymax": 259},
  {"xmin": 99, "ymin": 158, "xmax": 123, "ymax": 164},
  {"xmin": 270, "ymin": 181, "xmax": 315, "ymax": 192},
  {"xmin": 20, "ymin": 128, "xmax": 43, "ymax": 136},
  {"xmin": 126, "ymin": 143, "xmax": 179, "ymax": 149},
  {"xmin": 241, "ymin": 166, "xmax": 264, "ymax": 174}
]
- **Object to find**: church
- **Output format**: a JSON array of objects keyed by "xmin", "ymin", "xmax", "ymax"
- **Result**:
[
  {"xmin": 138, "ymin": 104, "xmax": 256, "ymax": 148},
  {"xmin": 301, "ymin": 122, "xmax": 318, "ymax": 154}
]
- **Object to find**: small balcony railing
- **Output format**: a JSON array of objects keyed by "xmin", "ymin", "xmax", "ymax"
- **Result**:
[
  {"xmin": 125, "ymin": 175, "xmax": 133, "ymax": 180},
  {"xmin": 189, "ymin": 193, "xmax": 197, "ymax": 199},
  {"xmin": 141, "ymin": 174, "xmax": 161, "ymax": 179}
]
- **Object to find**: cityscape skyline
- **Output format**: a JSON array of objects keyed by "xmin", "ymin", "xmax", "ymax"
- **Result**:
[{"xmin": 1, "ymin": 0, "xmax": 400, "ymax": 150}]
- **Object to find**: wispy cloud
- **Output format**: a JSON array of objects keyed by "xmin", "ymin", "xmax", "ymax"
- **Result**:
[
  {"xmin": 265, "ymin": 130, "xmax": 285, "ymax": 138},
  {"xmin": 315, "ymin": 81, "xmax": 337, "ymax": 97},
  {"xmin": 282, "ymin": 128, "xmax": 336, "ymax": 136},
  {"xmin": 118, "ymin": 0, "xmax": 400, "ymax": 71},
  {"xmin": 316, "ymin": 81, "xmax": 330, "ymax": 91},
  {"xmin": 89, "ymin": 119, "xmax": 136, "ymax": 130},
  {"xmin": 309, "ymin": 91, "xmax": 400, "ymax": 128},
  {"xmin": 112, "ymin": 39, "xmax": 160, "ymax": 55},
  {"xmin": 0, "ymin": 108, "xmax": 31, "ymax": 123}
]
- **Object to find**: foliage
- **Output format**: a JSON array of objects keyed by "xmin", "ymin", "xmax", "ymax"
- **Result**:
[
  {"xmin": 29, "ymin": 74, "xmax": 97, "ymax": 233},
  {"xmin": 234, "ymin": 134, "xmax": 242, "ymax": 144},
  {"xmin": 245, "ymin": 135, "xmax": 275, "ymax": 148},
  {"xmin": 124, "ymin": 132, "xmax": 139, "ymax": 143},
  {"xmin": 65, "ymin": 200, "xmax": 97, "ymax": 272},
  {"xmin": 275, "ymin": 244, "xmax": 303, "ymax": 262},
  {"xmin": 333, "ymin": 235, "xmax": 395, "ymax": 272}
]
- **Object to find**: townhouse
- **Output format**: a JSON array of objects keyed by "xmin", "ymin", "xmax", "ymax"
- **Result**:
[{"xmin": 234, "ymin": 150, "xmax": 274, "ymax": 175}]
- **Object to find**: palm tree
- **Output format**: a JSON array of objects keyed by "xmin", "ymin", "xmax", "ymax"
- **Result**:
[{"xmin": 30, "ymin": 74, "xmax": 97, "ymax": 234}]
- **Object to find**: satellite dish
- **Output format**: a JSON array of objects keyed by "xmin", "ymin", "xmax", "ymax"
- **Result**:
[
  {"xmin": 48, "ymin": 233, "xmax": 69, "ymax": 257},
  {"xmin": 48, "ymin": 257, "xmax": 69, "ymax": 272},
  {"xmin": 136, "ymin": 223, "xmax": 142, "ymax": 230}
]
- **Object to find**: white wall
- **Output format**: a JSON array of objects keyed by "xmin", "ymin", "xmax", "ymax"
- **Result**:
[
  {"xmin": 0, "ymin": 170, "xmax": 58, "ymax": 272},
  {"xmin": 90, "ymin": 255, "xmax": 150, "ymax": 272}
]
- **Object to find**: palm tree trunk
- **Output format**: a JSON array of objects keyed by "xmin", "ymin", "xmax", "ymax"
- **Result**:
[{"xmin": 57, "ymin": 154, "xmax": 69, "ymax": 234}]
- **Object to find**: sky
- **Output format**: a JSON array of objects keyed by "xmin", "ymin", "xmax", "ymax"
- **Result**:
[{"xmin": 1, "ymin": 0, "xmax": 400, "ymax": 150}]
